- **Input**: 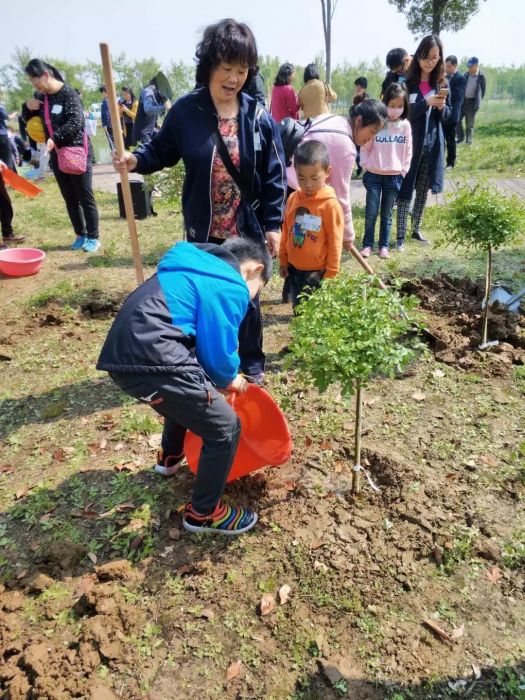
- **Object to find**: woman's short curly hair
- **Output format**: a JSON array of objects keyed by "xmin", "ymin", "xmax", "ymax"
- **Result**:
[{"xmin": 195, "ymin": 18, "xmax": 258, "ymax": 85}]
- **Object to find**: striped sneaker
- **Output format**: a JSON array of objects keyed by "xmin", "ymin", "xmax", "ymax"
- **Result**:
[
  {"xmin": 154, "ymin": 450, "xmax": 184, "ymax": 477},
  {"xmin": 183, "ymin": 501, "xmax": 258, "ymax": 536}
]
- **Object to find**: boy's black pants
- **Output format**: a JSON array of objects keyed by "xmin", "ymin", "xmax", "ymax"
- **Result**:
[
  {"xmin": 111, "ymin": 371, "xmax": 241, "ymax": 513},
  {"xmin": 287, "ymin": 264, "xmax": 324, "ymax": 309}
]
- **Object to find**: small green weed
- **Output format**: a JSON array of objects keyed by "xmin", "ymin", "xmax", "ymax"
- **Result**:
[
  {"xmin": 502, "ymin": 531, "xmax": 525, "ymax": 571},
  {"xmin": 440, "ymin": 525, "xmax": 479, "ymax": 575}
]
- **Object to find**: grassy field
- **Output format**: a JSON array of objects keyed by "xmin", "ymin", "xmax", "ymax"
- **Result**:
[{"xmin": 1, "ymin": 113, "xmax": 525, "ymax": 699}]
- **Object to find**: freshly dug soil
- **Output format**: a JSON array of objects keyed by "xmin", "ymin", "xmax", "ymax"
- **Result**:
[{"xmin": 403, "ymin": 273, "xmax": 525, "ymax": 373}]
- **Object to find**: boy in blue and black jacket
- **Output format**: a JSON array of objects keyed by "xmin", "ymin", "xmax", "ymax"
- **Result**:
[{"xmin": 97, "ymin": 238, "xmax": 271, "ymax": 536}]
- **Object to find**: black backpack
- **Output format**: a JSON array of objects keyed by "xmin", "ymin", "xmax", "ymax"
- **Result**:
[{"xmin": 279, "ymin": 114, "xmax": 352, "ymax": 166}]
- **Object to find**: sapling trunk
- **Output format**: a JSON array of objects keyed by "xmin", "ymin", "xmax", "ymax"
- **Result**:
[
  {"xmin": 481, "ymin": 242, "xmax": 492, "ymax": 347},
  {"xmin": 352, "ymin": 379, "xmax": 363, "ymax": 494}
]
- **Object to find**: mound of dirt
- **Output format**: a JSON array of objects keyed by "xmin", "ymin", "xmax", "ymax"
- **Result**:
[
  {"xmin": 403, "ymin": 273, "xmax": 525, "ymax": 373},
  {"xmin": 0, "ymin": 565, "xmax": 147, "ymax": 699}
]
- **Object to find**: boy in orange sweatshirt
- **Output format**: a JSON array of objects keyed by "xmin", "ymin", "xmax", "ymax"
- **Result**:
[{"xmin": 279, "ymin": 140, "xmax": 344, "ymax": 308}]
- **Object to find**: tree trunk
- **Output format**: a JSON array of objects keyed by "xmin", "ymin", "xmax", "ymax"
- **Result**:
[
  {"xmin": 432, "ymin": 0, "xmax": 448, "ymax": 35},
  {"xmin": 351, "ymin": 379, "xmax": 363, "ymax": 494},
  {"xmin": 321, "ymin": 0, "xmax": 332, "ymax": 83},
  {"xmin": 481, "ymin": 243, "xmax": 492, "ymax": 347}
]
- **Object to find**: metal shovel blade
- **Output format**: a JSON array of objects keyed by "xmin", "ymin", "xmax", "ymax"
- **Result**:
[{"xmin": 483, "ymin": 286, "xmax": 525, "ymax": 314}]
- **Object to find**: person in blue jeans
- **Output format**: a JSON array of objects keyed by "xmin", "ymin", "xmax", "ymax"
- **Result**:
[{"xmin": 360, "ymin": 83, "xmax": 412, "ymax": 258}]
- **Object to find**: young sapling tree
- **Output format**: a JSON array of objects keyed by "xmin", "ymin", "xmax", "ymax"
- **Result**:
[
  {"xmin": 288, "ymin": 273, "xmax": 421, "ymax": 494},
  {"xmin": 441, "ymin": 184, "xmax": 525, "ymax": 348}
]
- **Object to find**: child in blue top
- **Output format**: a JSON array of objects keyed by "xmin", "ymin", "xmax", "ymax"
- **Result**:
[{"xmin": 97, "ymin": 238, "xmax": 271, "ymax": 536}]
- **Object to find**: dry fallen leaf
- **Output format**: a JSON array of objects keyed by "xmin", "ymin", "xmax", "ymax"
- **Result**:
[
  {"xmin": 260, "ymin": 593, "xmax": 276, "ymax": 616},
  {"xmin": 319, "ymin": 441, "xmax": 332, "ymax": 450},
  {"xmin": 116, "ymin": 502, "xmax": 135, "ymax": 512},
  {"xmin": 87, "ymin": 552, "xmax": 98, "ymax": 565},
  {"xmin": 432, "ymin": 368, "xmax": 445, "ymax": 378},
  {"xmin": 168, "ymin": 528, "xmax": 181, "ymax": 540},
  {"xmin": 113, "ymin": 442, "xmax": 125, "ymax": 452},
  {"xmin": 176, "ymin": 564, "xmax": 191, "ymax": 577},
  {"xmin": 314, "ymin": 560, "xmax": 329, "ymax": 574},
  {"xmin": 147, "ymin": 433, "xmax": 163, "ymax": 449},
  {"xmin": 451, "ymin": 623, "xmax": 465, "ymax": 640},
  {"xmin": 334, "ymin": 460, "xmax": 345, "ymax": 473},
  {"xmin": 363, "ymin": 396, "xmax": 377, "ymax": 406},
  {"xmin": 39, "ymin": 512, "xmax": 53, "ymax": 524},
  {"xmin": 99, "ymin": 438, "xmax": 108, "ymax": 450},
  {"xmin": 480, "ymin": 454, "xmax": 499, "ymax": 468},
  {"xmin": 486, "ymin": 566, "xmax": 502, "ymax": 584},
  {"xmin": 412, "ymin": 391, "xmax": 427, "ymax": 402},
  {"xmin": 471, "ymin": 662, "xmax": 481, "ymax": 680},
  {"xmin": 278, "ymin": 584, "xmax": 292, "ymax": 605},
  {"xmin": 226, "ymin": 659, "xmax": 242, "ymax": 681},
  {"xmin": 304, "ymin": 435, "xmax": 313, "ymax": 448},
  {"xmin": 201, "ymin": 608, "xmax": 215, "ymax": 620},
  {"xmin": 15, "ymin": 485, "xmax": 29, "ymax": 500}
]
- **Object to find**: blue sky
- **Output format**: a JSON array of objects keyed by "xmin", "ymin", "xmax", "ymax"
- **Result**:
[{"xmin": 2, "ymin": 0, "xmax": 523, "ymax": 68}]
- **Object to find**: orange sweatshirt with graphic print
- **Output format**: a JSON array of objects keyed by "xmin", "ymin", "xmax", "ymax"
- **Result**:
[{"xmin": 279, "ymin": 185, "xmax": 344, "ymax": 278}]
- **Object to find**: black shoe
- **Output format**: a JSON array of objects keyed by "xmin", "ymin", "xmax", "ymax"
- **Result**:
[
  {"xmin": 446, "ymin": 164, "xmax": 454, "ymax": 170},
  {"xmin": 2, "ymin": 234, "xmax": 26, "ymax": 244},
  {"xmin": 411, "ymin": 232, "xmax": 429, "ymax": 244}
]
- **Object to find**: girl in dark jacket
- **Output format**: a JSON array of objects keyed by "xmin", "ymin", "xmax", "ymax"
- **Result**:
[
  {"xmin": 24, "ymin": 59, "xmax": 100, "ymax": 252},
  {"xmin": 396, "ymin": 35, "xmax": 450, "ymax": 250}
]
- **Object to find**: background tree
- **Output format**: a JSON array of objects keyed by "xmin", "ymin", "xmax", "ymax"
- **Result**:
[
  {"xmin": 320, "ymin": 0, "xmax": 338, "ymax": 83},
  {"xmin": 388, "ymin": 0, "xmax": 486, "ymax": 36}
]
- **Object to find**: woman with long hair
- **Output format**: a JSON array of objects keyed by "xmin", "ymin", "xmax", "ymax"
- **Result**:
[
  {"xmin": 271, "ymin": 62, "xmax": 299, "ymax": 122},
  {"xmin": 24, "ymin": 59, "xmax": 100, "ymax": 252},
  {"xmin": 396, "ymin": 34, "xmax": 450, "ymax": 250}
]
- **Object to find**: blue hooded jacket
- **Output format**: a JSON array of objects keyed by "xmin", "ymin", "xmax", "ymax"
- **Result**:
[
  {"xmin": 133, "ymin": 87, "xmax": 286, "ymax": 241},
  {"xmin": 97, "ymin": 243, "xmax": 249, "ymax": 388}
]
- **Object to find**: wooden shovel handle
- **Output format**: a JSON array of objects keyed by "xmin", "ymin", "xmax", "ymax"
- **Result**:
[
  {"xmin": 99, "ymin": 43, "xmax": 144, "ymax": 285},
  {"xmin": 347, "ymin": 244, "xmax": 388, "ymax": 291}
]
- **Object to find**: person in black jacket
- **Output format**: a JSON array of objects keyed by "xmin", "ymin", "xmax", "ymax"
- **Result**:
[
  {"xmin": 396, "ymin": 35, "xmax": 450, "ymax": 250},
  {"xmin": 114, "ymin": 19, "xmax": 286, "ymax": 384},
  {"xmin": 444, "ymin": 55, "xmax": 466, "ymax": 168},
  {"xmin": 24, "ymin": 59, "xmax": 100, "ymax": 253},
  {"xmin": 242, "ymin": 66, "xmax": 266, "ymax": 107},
  {"xmin": 381, "ymin": 47, "xmax": 412, "ymax": 97},
  {"xmin": 97, "ymin": 238, "xmax": 271, "ymax": 536},
  {"xmin": 456, "ymin": 57, "xmax": 486, "ymax": 145}
]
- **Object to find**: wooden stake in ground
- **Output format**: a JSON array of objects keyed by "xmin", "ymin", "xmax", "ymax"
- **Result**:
[
  {"xmin": 481, "ymin": 242, "xmax": 492, "ymax": 348},
  {"xmin": 99, "ymin": 43, "xmax": 144, "ymax": 285}
]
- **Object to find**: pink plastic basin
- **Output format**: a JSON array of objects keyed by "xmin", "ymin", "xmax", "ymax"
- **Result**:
[{"xmin": 0, "ymin": 248, "xmax": 46, "ymax": 277}]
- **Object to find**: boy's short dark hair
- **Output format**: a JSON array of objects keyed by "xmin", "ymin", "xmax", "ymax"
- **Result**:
[
  {"xmin": 382, "ymin": 82, "xmax": 409, "ymax": 120},
  {"xmin": 445, "ymin": 55, "xmax": 458, "ymax": 65},
  {"xmin": 354, "ymin": 76, "xmax": 368, "ymax": 89},
  {"xmin": 221, "ymin": 238, "xmax": 273, "ymax": 284},
  {"xmin": 386, "ymin": 48, "xmax": 408, "ymax": 70},
  {"xmin": 294, "ymin": 140, "xmax": 330, "ymax": 170},
  {"xmin": 99, "ymin": 85, "xmax": 107, "ymax": 93}
]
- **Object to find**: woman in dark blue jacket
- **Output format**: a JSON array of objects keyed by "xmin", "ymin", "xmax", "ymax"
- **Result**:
[
  {"xmin": 396, "ymin": 35, "xmax": 450, "ymax": 249},
  {"xmin": 114, "ymin": 19, "xmax": 286, "ymax": 387}
]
